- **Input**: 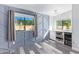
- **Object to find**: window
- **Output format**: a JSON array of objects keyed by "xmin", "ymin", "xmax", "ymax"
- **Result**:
[
  {"xmin": 63, "ymin": 19, "xmax": 71, "ymax": 30},
  {"xmin": 15, "ymin": 13, "xmax": 35, "ymax": 31},
  {"xmin": 56, "ymin": 19, "xmax": 71, "ymax": 30},
  {"xmin": 56, "ymin": 20, "xmax": 62, "ymax": 30}
]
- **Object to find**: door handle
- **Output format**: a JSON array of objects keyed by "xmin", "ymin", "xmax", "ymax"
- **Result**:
[{"xmin": 32, "ymin": 31, "xmax": 35, "ymax": 37}]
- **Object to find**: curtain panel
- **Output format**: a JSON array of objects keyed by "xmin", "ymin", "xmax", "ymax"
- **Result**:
[{"xmin": 8, "ymin": 10, "xmax": 15, "ymax": 42}]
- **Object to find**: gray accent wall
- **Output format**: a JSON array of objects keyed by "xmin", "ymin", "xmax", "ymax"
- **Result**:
[
  {"xmin": 0, "ymin": 5, "xmax": 9, "ymax": 53},
  {"xmin": 0, "ymin": 5, "xmax": 49, "ymax": 53}
]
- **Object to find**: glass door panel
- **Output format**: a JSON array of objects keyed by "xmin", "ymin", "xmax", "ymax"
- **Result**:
[
  {"xmin": 15, "ymin": 17, "xmax": 25, "ymax": 30},
  {"xmin": 13, "ymin": 12, "xmax": 36, "ymax": 54}
]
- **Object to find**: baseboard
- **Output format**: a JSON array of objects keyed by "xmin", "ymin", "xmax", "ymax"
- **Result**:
[
  {"xmin": 72, "ymin": 47, "xmax": 79, "ymax": 52},
  {"xmin": 49, "ymin": 38, "xmax": 64, "ymax": 44},
  {"xmin": 49, "ymin": 38, "xmax": 55, "ymax": 41}
]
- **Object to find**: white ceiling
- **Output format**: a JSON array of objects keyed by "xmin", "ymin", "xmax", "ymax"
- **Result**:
[{"xmin": 6, "ymin": 4, "xmax": 72, "ymax": 16}]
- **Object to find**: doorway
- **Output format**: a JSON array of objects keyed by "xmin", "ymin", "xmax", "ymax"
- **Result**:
[{"xmin": 8, "ymin": 11, "xmax": 37, "ymax": 54}]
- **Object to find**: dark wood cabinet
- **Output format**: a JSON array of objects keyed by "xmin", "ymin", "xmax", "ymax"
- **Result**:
[{"xmin": 64, "ymin": 32, "xmax": 72, "ymax": 47}]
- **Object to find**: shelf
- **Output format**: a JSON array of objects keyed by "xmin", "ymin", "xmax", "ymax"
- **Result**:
[
  {"xmin": 55, "ymin": 31, "xmax": 72, "ymax": 47},
  {"xmin": 56, "ymin": 31, "xmax": 64, "ymax": 43},
  {"xmin": 54, "ymin": 30, "xmax": 72, "ymax": 33}
]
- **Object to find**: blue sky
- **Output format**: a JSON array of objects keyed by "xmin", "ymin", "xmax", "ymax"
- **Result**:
[{"xmin": 15, "ymin": 16, "xmax": 33, "ymax": 20}]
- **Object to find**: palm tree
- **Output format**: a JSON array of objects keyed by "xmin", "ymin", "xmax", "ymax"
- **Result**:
[{"xmin": 63, "ymin": 19, "xmax": 71, "ymax": 29}]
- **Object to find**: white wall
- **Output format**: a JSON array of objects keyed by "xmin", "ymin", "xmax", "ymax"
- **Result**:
[
  {"xmin": 50, "ymin": 10, "xmax": 72, "ymax": 40},
  {"xmin": 54, "ymin": 11, "xmax": 72, "ymax": 30},
  {"xmin": 72, "ymin": 4, "xmax": 79, "ymax": 51},
  {"xmin": 49, "ymin": 16, "xmax": 56, "ymax": 40}
]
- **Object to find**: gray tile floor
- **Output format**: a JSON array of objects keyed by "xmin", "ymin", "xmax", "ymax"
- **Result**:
[{"xmin": 12, "ymin": 39, "xmax": 79, "ymax": 54}]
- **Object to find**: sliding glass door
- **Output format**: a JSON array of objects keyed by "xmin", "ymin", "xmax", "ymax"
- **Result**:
[{"xmin": 9, "ymin": 11, "xmax": 36, "ymax": 54}]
